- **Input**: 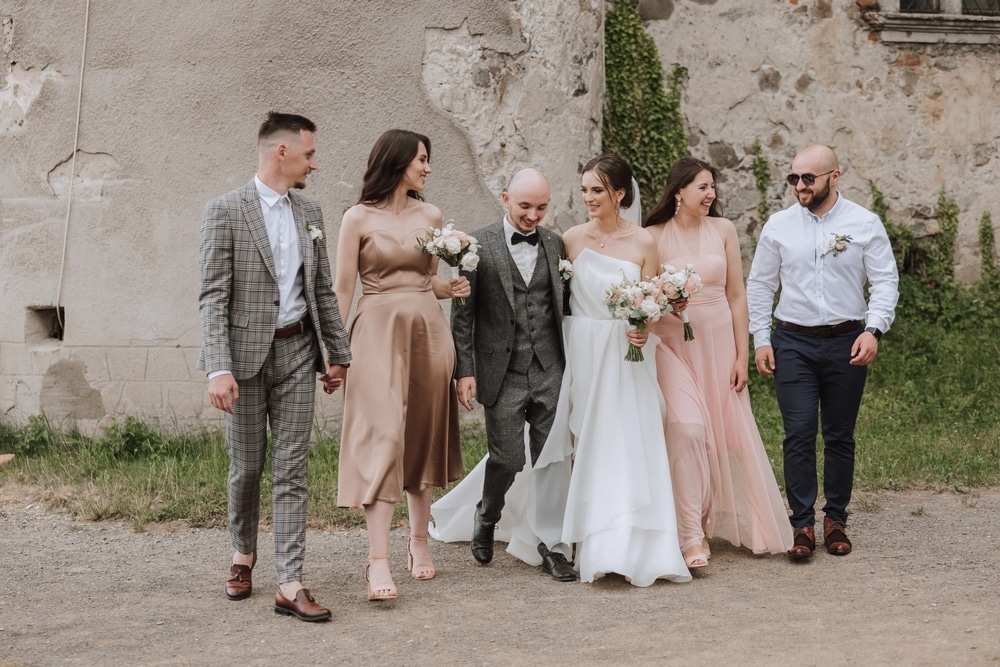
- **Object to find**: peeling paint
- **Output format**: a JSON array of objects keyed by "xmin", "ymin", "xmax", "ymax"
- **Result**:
[{"xmin": 1, "ymin": 62, "xmax": 63, "ymax": 136}]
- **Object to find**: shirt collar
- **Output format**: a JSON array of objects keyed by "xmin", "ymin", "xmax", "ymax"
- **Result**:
[
  {"xmin": 255, "ymin": 175, "xmax": 289, "ymax": 210},
  {"xmin": 503, "ymin": 216, "xmax": 537, "ymax": 242},
  {"xmin": 803, "ymin": 190, "xmax": 843, "ymax": 224}
]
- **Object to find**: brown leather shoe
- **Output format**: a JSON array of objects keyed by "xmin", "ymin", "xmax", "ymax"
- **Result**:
[
  {"xmin": 824, "ymin": 517, "xmax": 852, "ymax": 555},
  {"xmin": 788, "ymin": 526, "xmax": 815, "ymax": 562},
  {"xmin": 274, "ymin": 588, "xmax": 332, "ymax": 622},
  {"xmin": 225, "ymin": 550, "xmax": 256, "ymax": 600}
]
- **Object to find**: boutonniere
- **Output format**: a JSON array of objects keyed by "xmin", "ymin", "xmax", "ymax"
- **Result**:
[
  {"xmin": 306, "ymin": 223, "xmax": 323, "ymax": 243},
  {"xmin": 823, "ymin": 233, "xmax": 852, "ymax": 257},
  {"xmin": 558, "ymin": 258, "xmax": 574, "ymax": 281}
]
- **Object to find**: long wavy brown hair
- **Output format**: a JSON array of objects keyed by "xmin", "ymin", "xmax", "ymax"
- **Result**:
[
  {"xmin": 643, "ymin": 157, "xmax": 723, "ymax": 227},
  {"xmin": 357, "ymin": 129, "xmax": 431, "ymax": 205}
]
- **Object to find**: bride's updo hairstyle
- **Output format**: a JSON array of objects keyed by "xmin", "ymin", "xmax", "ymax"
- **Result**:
[
  {"xmin": 582, "ymin": 153, "xmax": 635, "ymax": 212},
  {"xmin": 643, "ymin": 156, "xmax": 722, "ymax": 228},
  {"xmin": 359, "ymin": 129, "xmax": 431, "ymax": 206}
]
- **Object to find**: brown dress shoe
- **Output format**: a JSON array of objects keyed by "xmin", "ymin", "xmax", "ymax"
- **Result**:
[
  {"xmin": 788, "ymin": 526, "xmax": 815, "ymax": 562},
  {"xmin": 824, "ymin": 517, "xmax": 852, "ymax": 555},
  {"xmin": 225, "ymin": 551, "xmax": 256, "ymax": 600},
  {"xmin": 274, "ymin": 588, "xmax": 332, "ymax": 622}
]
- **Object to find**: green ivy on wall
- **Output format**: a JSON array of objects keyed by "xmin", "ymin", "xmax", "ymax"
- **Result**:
[
  {"xmin": 871, "ymin": 183, "xmax": 1000, "ymax": 327},
  {"xmin": 751, "ymin": 138, "xmax": 771, "ymax": 224},
  {"xmin": 603, "ymin": 1, "xmax": 687, "ymax": 214}
]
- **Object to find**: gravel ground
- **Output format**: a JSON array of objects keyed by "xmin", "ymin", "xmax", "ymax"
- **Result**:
[{"xmin": 1, "ymin": 484, "xmax": 998, "ymax": 666}]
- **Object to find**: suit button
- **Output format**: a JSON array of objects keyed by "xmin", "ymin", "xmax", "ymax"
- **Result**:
[{"xmin": 274, "ymin": 300, "xmax": 280, "ymax": 306}]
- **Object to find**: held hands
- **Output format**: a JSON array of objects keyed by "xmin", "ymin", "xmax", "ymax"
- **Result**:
[
  {"xmin": 456, "ymin": 376, "xmax": 477, "ymax": 412},
  {"xmin": 625, "ymin": 327, "xmax": 649, "ymax": 349},
  {"xmin": 319, "ymin": 362, "xmax": 348, "ymax": 394},
  {"xmin": 850, "ymin": 331, "xmax": 879, "ymax": 366},
  {"xmin": 208, "ymin": 374, "xmax": 240, "ymax": 414}
]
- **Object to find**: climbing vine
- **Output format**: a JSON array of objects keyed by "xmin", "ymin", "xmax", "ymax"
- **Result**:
[
  {"xmin": 751, "ymin": 139, "xmax": 771, "ymax": 224},
  {"xmin": 978, "ymin": 211, "xmax": 997, "ymax": 284},
  {"xmin": 602, "ymin": 1, "xmax": 687, "ymax": 214}
]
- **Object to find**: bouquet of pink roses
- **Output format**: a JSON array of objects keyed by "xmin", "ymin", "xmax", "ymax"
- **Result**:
[
  {"xmin": 660, "ymin": 263, "xmax": 703, "ymax": 341},
  {"xmin": 416, "ymin": 220, "xmax": 480, "ymax": 306},
  {"xmin": 604, "ymin": 273, "xmax": 674, "ymax": 362}
]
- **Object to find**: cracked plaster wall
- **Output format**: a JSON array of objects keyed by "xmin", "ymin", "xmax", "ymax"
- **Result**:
[
  {"xmin": 0, "ymin": 1, "xmax": 602, "ymax": 431},
  {"xmin": 641, "ymin": 0, "xmax": 1000, "ymax": 281}
]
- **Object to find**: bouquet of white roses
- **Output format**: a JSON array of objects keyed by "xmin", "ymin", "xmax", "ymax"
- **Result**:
[
  {"xmin": 604, "ymin": 273, "xmax": 674, "ymax": 362},
  {"xmin": 660, "ymin": 263, "xmax": 703, "ymax": 341},
  {"xmin": 416, "ymin": 220, "xmax": 480, "ymax": 306}
]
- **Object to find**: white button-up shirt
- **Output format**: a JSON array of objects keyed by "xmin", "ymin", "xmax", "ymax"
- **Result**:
[
  {"xmin": 747, "ymin": 192, "xmax": 899, "ymax": 349},
  {"xmin": 503, "ymin": 217, "xmax": 539, "ymax": 284},
  {"xmin": 255, "ymin": 175, "xmax": 307, "ymax": 328}
]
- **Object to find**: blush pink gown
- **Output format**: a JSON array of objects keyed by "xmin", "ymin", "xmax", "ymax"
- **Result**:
[{"xmin": 651, "ymin": 219, "xmax": 792, "ymax": 556}]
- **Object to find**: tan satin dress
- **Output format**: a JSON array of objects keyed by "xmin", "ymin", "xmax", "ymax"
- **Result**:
[{"xmin": 337, "ymin": 228, "xmax": 464, "ymax": 507}]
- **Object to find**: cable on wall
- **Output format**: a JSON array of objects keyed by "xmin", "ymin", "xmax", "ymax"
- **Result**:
[{"xmin": 53, "ymin": 0, "xmax": 91, "ymax": 333}]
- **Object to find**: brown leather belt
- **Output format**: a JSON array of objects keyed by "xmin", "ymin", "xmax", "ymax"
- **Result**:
[
  {"xmin": 776, "ymin": 319, "xmax": 862, "ymax": 338},
  {"xmin": 274, "ymin": 315, "xmax": 311, "ymax": 340}
]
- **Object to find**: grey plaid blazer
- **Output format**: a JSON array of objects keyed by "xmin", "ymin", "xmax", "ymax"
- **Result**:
[
  {"xmin": 452, "ymin": 221, "xmax": 568, "ymax": 407},
  {"xmin": 197, "ymin": 179, "xmax": 351, "ymax": 380}
]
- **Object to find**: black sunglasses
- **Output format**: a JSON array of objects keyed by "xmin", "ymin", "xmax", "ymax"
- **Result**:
[{"xmin": 786, "ymin": 169, "xmax": 835, "ymax": 186}]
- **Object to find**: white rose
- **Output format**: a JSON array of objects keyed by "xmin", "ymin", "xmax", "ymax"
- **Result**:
[
  {"xmin": 460, "ymin": 252, "xmax": 480, "ymax": 271},
  {"xmin": 444, "ymin": 237, "xmax": 462, "ymax": 254},
  {"xmin": 640, "ymin": 298, "xmax": 661, "ymax": 319}
]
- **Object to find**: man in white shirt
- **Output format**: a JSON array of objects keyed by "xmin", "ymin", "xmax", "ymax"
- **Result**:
[
  {"xmin": 198, "ymin": 112, "xmax": 351, "ymax": 620},
  {"xmin": 747, "ymin": 144, "xmax": 899, "ymax": 562}
]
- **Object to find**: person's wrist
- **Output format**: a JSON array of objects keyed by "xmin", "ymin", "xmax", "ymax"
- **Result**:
[{"xmin": 865, "ymin": 326, "xmax": 882, "ymax": 341}]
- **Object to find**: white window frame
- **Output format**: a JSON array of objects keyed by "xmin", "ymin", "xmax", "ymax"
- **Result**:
[{"xmin": 863, "ymin": 0, "xmax": 1000, "ymax": 43}]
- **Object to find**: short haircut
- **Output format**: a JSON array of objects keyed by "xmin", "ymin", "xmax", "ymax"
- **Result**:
[{"xmin": 258, "ymin": 112, "xmax": 316, "ymax": 142}]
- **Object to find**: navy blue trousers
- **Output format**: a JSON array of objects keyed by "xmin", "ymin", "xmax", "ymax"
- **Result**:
[{"xmin": 772, "ymin": 324, "xmax": 868, "ymax": 528}]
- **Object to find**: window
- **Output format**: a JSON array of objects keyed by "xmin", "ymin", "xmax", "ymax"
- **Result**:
[{"xmin": 861, "ymin": 0, "xmax": 1000, "ymax": 43}]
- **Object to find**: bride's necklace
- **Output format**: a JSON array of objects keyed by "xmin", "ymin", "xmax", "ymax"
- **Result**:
[{"xmin": 596, "ymin": 222, "xmax": 625, "ymax": 248}]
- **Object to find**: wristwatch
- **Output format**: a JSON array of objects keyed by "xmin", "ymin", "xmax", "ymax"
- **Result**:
[{"xmin": 864, "ymin": 327, "xmax": 882, "ymax": 341}]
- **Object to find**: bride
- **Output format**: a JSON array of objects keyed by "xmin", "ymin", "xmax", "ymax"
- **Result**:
[{"xmin": 431, "ymin": 154, "xmax": 690, "ymax": 586}]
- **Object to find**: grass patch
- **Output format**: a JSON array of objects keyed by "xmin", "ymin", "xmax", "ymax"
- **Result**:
[
  {"xmin": 0, "ymin": 415, "xmax": 489, "ymax": 531},
  {"xmin": 1, "ymin": 313, "xmax": 996, "ymax": 529}
]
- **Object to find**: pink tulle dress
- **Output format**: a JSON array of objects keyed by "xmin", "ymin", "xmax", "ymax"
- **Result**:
[{"xmin": 651, "ymin": 219, "xmax": 792, "ymax": 556}]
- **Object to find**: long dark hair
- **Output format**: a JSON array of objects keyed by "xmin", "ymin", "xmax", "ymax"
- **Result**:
[
  {"xmin": 643, "ymin": 157, "xmax": 722, "ymax": 227},
  {"xmin": 358, "ymin": 129, "xmax": 431, "ymax": 205},
  {"xmin": 582, "ymin": 153, "xmax": 636, "ymax": 212}
]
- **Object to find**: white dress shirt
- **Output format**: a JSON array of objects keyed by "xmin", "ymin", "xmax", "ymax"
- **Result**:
[
  {"xmin": 747, "ymin": 192, "xmax": 899, "ymax": 349},
  {"xmin": 255, "ymin": 175, "xmax": 307, "ymax": 328},
  {"xmin": 503, "ymin": 217, "xmax": 539, "ymax": 283}
]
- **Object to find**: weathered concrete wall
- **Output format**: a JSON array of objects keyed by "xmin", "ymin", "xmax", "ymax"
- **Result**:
[
  {"xmin": 640, "ymin": 0, "xmax": 1000, "ymax": 280},
  {"xmin": 0, "ymin": 0, "xmax": 603, "ymax": 431}
]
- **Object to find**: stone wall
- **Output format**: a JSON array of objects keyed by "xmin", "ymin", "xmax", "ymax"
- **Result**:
[
  {"xmin": 0, "ymin": 0, "xmax": 603, "ymax": 431},
  {"xmin": 639, "ymin": 0, "xmax": 1000, "ymax": 281}
]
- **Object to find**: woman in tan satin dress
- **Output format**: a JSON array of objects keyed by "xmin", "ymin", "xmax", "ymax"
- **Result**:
[{"xmin": 334, "ymin": 130, "xmax": 468, "ymax": 601}]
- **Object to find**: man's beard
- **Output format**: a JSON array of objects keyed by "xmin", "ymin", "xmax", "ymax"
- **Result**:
[{"xmin": 801, "ymin": 180, "xmax": 831, "ymax": 212}]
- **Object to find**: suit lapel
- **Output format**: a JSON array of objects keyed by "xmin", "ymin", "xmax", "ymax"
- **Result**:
[
  {"xmin": 290, "ymin": 193, "xmax": 313, "ymax": 290},
  {"xmin": 538, "ymin": 228, "xmax": 564, "ymax": 315},
  {"xmin": 486, "ymin": 223, "xmax": 516, "ymax": 311},
  {"xmin": 241, "ymin": 184, "xmax": 277, "ymax": 282}
]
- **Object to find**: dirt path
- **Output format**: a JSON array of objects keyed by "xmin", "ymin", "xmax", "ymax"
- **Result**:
[{"xmin": 1, "ymin": 486, "xmax": 998, "ymax": 666}]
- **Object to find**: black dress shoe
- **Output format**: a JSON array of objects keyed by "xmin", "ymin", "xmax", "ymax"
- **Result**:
[
  {"xmin": 471, "ymin": 514, "xmax": 495, "ymax": 565},
  {"xmin": 537, "ymin": 543, "xmax": 577, "ymax": 582}
]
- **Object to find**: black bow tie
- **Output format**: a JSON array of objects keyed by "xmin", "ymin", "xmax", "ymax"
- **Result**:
[{"xmin": 511, "ymin": 232, "xmax": 539, "ymax": 246}]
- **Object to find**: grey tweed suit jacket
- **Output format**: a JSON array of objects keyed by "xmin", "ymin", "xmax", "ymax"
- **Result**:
[
  {"xmin": 452, "ymin": 221, "xmax": 568, "ymax": 408},
  {"xmin": 197, "ymin": 180, "xmax": 351, "ymax": 380}
]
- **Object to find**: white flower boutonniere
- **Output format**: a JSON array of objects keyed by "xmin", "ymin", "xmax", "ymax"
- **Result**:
[
  {"xmin": 558, "ymin": 258, "xmax": 574, "ymax": 281},
  {"xmin": 823, "ymin": 233, "xmax": 852, "ymax": 257},
  {"xmin": 307, "ymin": 224, "xmax": 323, "ymax": 243}
]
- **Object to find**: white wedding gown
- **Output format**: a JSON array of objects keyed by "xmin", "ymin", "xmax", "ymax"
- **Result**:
[{"xmin": 430, "ymin": 248, "xmax": 690, "ymax": 586}]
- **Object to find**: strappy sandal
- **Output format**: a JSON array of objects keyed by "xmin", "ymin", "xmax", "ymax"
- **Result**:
[
  {"xmin": 365, "ymin": 556, "xmax": 398, "ymax": 601},
  {"xmin": 407, "ymin": 536, "xmax": 437, "ymax": 580}
]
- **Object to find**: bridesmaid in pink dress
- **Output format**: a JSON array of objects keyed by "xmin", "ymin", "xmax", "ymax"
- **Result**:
[{"xmin": 645, "ymin": 157, "xmax": 792, "ymax": 568}]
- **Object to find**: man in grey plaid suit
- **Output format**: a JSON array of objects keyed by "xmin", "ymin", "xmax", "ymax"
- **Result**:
[
  {"xmin": 198, "ymin": 112, "xmax": 351, "ymax": 622},
  {"xmin": 453, "ymin": 168, "xmax": 577, "ymax": 582}
]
